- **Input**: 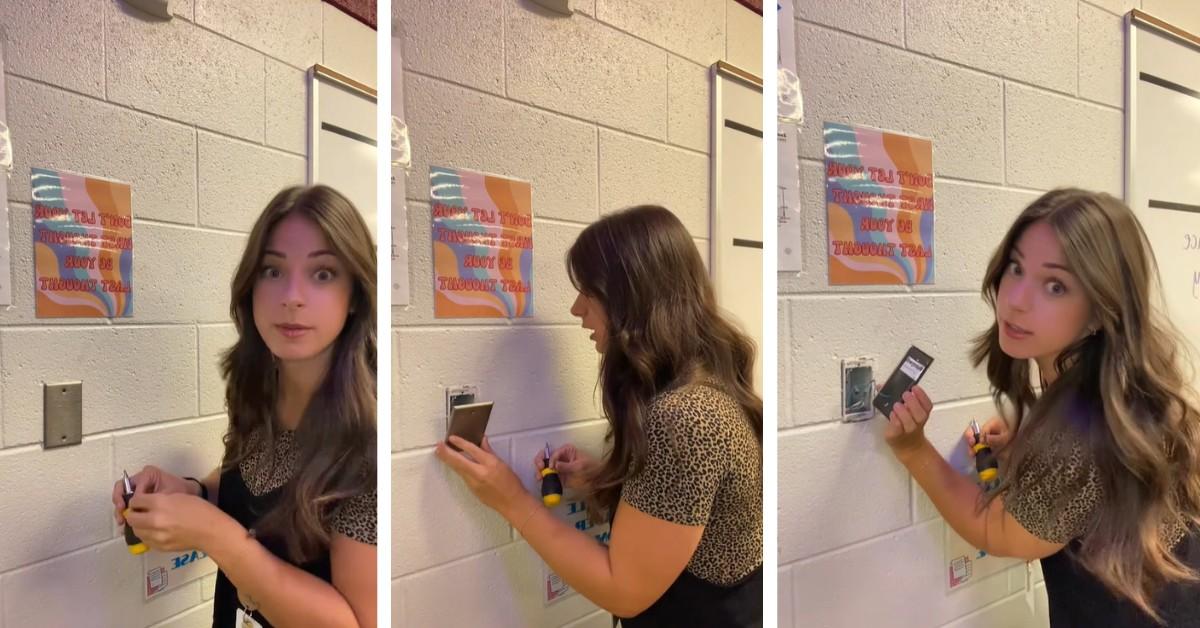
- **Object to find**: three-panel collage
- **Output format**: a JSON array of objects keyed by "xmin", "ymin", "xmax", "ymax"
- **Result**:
[{"xmin": 2, "ymin": 0, "xmax": 1200, "ymax": 627}]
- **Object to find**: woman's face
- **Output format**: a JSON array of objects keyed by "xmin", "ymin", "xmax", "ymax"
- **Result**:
[
  {"xmin": 995, "ymin": 220, "xmax": 1094, "ymax": 365},
  {"xmin": 570, "ymin": 292, "xmax": 609, "ymax": 353},
  {"xmin": 252, "ymin": 213, "xmax": 353, "ymax": 365}
]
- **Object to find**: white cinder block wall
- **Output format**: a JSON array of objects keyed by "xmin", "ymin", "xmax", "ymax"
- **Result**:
[
  {"xmin": 392, "ymin": 1, "xmax": 761, "ymax": 626},
  {"xmin": 0, "ymin": 2, "xmax": 374, "ymax": 626},
  {"xmin": 776, "ymin": 0, "xmax": 1186, "ymax": 626}
]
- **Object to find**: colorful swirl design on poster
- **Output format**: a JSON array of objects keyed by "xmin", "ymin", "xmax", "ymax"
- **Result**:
[
  {"xmin": 430, "ymin": 166, "xmax": 533, "ymax": 318},
  {"xmin": 823, "ymin": 123, "xmax": 935, "ymax": 285},
  {"xmin": 31, "ymin": 168, "xmax": 133, "ymax": 317}
]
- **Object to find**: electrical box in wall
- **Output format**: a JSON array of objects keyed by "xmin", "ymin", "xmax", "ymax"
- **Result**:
[
  {"xmin": 43, "ymin": 381, "xmax": 83, "ymax": 449},
  {"xmin": 445, "ymin": 385, "xmax": 479, "ymax": 429},
  {"xmin": 840, "ymin": 359, "xmax": 875, "ymax": 422}
]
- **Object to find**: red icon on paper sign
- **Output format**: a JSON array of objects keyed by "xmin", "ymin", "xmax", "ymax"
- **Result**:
[
  {"xmin": 949, "ymin": 555, "xmax": 973, "ymax": 588},
  {"xmin": 147, "ymin": 566, "xmax": 168, "ymax": 596}
]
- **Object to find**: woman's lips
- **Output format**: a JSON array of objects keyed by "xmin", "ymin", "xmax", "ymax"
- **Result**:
[
  {"xmin": 276, "ymin": 324, "xmax": 313, "ymax": 339},
  {"xmin": 1003, "ymin": 320, "xmax": 1032, "ymax": 340}
]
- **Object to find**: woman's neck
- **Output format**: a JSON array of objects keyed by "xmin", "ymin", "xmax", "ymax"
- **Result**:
[
  {"xmin": 275, "ymin": 349, "xmax": 331, "ymax": 430},
  {"xmin": 1035, "ymin": 354, "xmax": 1059, "ymax": 388}
]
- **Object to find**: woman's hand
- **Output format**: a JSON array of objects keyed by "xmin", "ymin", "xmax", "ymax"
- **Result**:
[
  {"xmin": 964, "ymin": 416, "xmax": 1012, "ymax": 453},
  {"xmin": 533, "ymin": 443, "xmax": 597, "ymax": 492},
  {"xmin": 111, "ymin": 465, "xmax": 197, "ymax": 524},
  {"xmin": 883, "ymin": 385, "xmax": 934, "ymax": 459},
  {"xmin": 436, "ymin": 436, "xmax": 538, "ymax": 522},
  {"xmin": 124, "ymin": 492, "xmax": 233, "ymax": 553}
]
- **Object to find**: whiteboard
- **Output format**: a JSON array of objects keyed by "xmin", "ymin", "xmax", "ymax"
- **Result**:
[
  {"xmin": 711, "ymin": 62, "xmax": 764, "ymax": 394},
  {"xmin": 1126, "ymin": 12, "xmax": 1200, "ymax": 384},
  {"xmin": 309, "ymin": 65, "xmax": 378, "ymax": 238}
]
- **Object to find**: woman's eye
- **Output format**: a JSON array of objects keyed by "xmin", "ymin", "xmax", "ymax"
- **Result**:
[
  {"xmin": 1047, "ymin": 281, "xmax": 1067, "ymax": 296},
  {"xmin": 1007, "ymin": 260, "xmax": 1022, "ymax": 276},
  {"xmin": 314, "ymin": 268, "xmax": 336, "ymax": 282},
  {"xmin": 260, "ymin": 266, "xmax": 281, "ymax": 280}
]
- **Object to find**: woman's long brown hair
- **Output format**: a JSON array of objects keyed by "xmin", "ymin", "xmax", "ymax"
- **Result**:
[
  {"xmin": 567, "ymin": 205, "xmax": 763, "ymax": 521},
  {"xmin": 972, "ymin": 188, "xmax": 1200, "ymax": 621},
  {"xmin": 220, "ymin": 185, "xmax": 377, "ymax": 562}
]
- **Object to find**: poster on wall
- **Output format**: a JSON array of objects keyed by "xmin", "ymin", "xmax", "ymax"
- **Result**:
[
  {"xmin": 144, "ymin": 548, "xmax": 214, "ymax": 600},
  {"xmin": 391, "ymin": 36, "xmax": 410, "ymax": 306},
  {"xmin": 777, "ymin": 0, "xmax": 804, "ymax": 271},
  {"xmin": 31, "ymin": 168, "xmax": 133, "ymax": 317},
  {"xmin": 823, "ymin": 123, "xmax": 934, "ymax": 285},
  {"xmin": 430, "ymin": 166, "xmax": 533, "ymax": 318},
  {"xmin": 542, "ymin": 498, "xmax": 610, "ymax": 606}
]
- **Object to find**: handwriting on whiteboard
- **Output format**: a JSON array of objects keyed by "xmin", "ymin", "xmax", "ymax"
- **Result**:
[{"xmin": 1182, "ymin": 237, "xmax": 1200, "ymax": 299}]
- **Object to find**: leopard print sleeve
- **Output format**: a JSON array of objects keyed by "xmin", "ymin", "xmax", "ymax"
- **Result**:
[
  {"xmin": 1004, "ymin": 435, "xmax": 1103, "ymax": 544},
  {"xmin": 332, "ymin": 487, "xmax": 378, "ymax": 546},
  {"xmin": 620, "ymin": 387, "xmax": 728, "ymax": 527}
]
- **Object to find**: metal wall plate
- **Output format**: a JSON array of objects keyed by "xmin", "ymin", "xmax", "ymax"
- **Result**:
[
  {"xmin": 44, "ymin": 381, "xmax": 83, "ymax": 449},
  {"xmin": 445, "ymin": 385, "xmax": 478, "ymax": 430}
]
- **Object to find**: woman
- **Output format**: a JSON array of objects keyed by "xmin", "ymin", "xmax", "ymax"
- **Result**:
[
  {"xmin": 885, "ymin": 189, "xmax": 1200, "ymax": 626},
  {"xmin": 112, "ymin": 185, "xmax": 377, "ymax": 628},
  {"xmin": 437, "ymin": 205, "xmax": 764, "ymax": 626}
]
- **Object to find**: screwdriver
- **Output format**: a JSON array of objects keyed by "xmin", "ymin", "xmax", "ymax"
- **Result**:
[
  {"xmin": 970, "ymin": 420, "xmax": 999, "ymax": 489},
  {"xmin": 122, "ymin": 470, "xmax": 148, "ymax": 555},
  {"xmin": 540, "ymin": 443, "xmax": 563, "ymax": 507}
]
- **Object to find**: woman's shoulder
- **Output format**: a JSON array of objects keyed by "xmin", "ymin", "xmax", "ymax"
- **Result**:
[
  {"xmin": 647, "ymin": 380, "xmax": 745, "ymax": 428},
  {"xmin": 330, "ymin": 464, "xmax": 378, "ymax": 545}
]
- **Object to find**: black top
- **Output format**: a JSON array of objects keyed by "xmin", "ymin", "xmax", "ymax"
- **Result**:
[
  {"xmin": 1004, "ymin": 426, "xmax": 1200, "ymax": 626},
  {"xmin": 614, "ymin": 383, "xmax": 763, "ymax": 627},
  {"xmin": 618, "ymin": 567, "xmax": 763, "ymax": 628},
  {"xmin": 1041, "ymin": 533, "xmax": 1200, "ymax": 627},
  {"xmin": 209, "ymin": 430, "xmax": 376, "ymax": 628},
  {"xmin": 211, "ymin": 463, "xmax": 332, "ymax": 628}
]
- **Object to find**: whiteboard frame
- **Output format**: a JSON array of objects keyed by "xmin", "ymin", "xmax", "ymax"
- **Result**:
[
  {"xmin": 1125, "ymin": 10, "xmax": 1200, "ymax": 376},
  {"xmin": 711, "ymin": 60, "xmax": 764, "ymax": 392},
  {"xmin": 308, "ymin": 64, "xmax": 379, "ymax": 238},
  {"xmin": 1125, "ymin": 10, "xmax": 1200, "ymax": 203},
  {"xmin": 710, "ymin": 61, "xmax": 764, "ymax": 281},
  {"xmin": 308, "ymin": 64, "xmax": 378, "ymax": 185}
]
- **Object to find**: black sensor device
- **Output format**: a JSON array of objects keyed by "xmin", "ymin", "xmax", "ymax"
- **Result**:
[{"xmin": 873, "ymin": 346, "xmax": 934, "ymax": 417}]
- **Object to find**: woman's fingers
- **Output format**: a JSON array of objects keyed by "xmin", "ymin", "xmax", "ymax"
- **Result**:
[
  {"xmin": 902, "ymin": 391, "xmax": 927, "ymax": 423},
  {"xmin": 548, "ymin": 445, "xmax": 574, "ymax": 468},
  {"xmin": 123, "ymin": 509, "xmax": 148, "ymax": 530},
  {"xmin": 885, "ymin": 412, "xmax": 904, "ymax": 439},
  {"xmin": 892, "ymin": 402, "xmax": 917, "ymax": 432},
  {"xmin": 449, "ymin": 435, "xmax": 489, "ymax": 459},
  {"xmin": 132, "ymin": 468, "xmax": 159, "ymax": 496},
  {"xmin": 112, "ymin": 482, "xmax": 128, "ymax": 522},
  {"xmin": 911, "ymin": 386, "xmax": 933, "ymax": 415},
  {"xmin": 435, "ymin": 441, "xmax": 480, "ymax": 479},
  {"xmin": 127, "ymin": 491, "xmax": 163, "ymax": 513},
  {"xmin": 557, "ymin": 458, "xmax": 586, "ymax": 474},
  {"xmin": 983, "ymin": 417, "xmax": 1007, "ymax": 434}
]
